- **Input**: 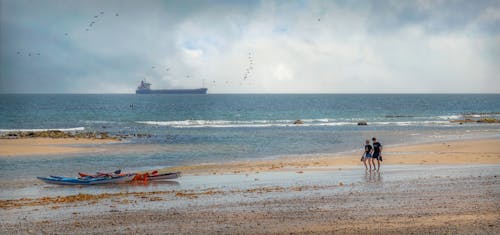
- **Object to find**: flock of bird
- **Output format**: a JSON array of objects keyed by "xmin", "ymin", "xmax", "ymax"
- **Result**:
[
  {"xmin": 145, "ymin": 50, "xmax": 256, "ymax": 88},
  {"xmin": 15, "ymin": 51, "xmax": 40, "ymax": 57},
  {"xmin": 17, "ymin": 10, "xmax": 120, "ymax": 58},
  {"xmin": 203, "ymin": 51, "xmax": 257, "ymax": 88},
  {"xmin": 65, "ymin": 11, "xmax": 120, "ymax": 36},
  {"xmin": 150, "ymin": 65, "xmax": 170, "ymax": 72},
  {"xmin": 14, "ymin": 9, "xmax": 268, "ymax": 88},
  {"xmin": 243, "ymin": 52, "xmax": 255, "ymax": 81}
]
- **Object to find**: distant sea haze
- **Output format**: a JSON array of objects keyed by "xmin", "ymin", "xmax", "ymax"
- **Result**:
[{"xmin": 0, "ymin": 94, "xmax": 499, "ymax": 181}]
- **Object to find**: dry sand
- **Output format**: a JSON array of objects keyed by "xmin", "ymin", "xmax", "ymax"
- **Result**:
[
  {"xmin": 162, "ymin": 138, "xmax": 500, "ymax": 175},
  {"xmin": 2, "ymin": 137, "xmax": 498, "ymax": 167},
  {"xmin": 0, "ymin": 138, "xmax": 499, "ymax": 234},
  {"xmin": 0, "ymin": 138, "xmax": 119, "ymax": 157}
]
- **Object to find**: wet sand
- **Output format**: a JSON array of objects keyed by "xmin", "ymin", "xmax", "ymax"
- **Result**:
[
  {"xmin": 1, "ymin": 165, "xmax": 498, "ymax": 234},
  {"xmin": 0, "ymin": 138, "xmax": 119, "ymax": 157},
  {"xmin": 0, "ymin": 138, "xmax": 499, "ymax": 234},
  {"xmin": 162, "ymin": 138, "xmax": 500, "ymax": 175}
]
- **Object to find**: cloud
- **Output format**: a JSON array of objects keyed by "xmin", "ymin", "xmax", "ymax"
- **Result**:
[{"xmin": 0, "ymin": 0, "xmax": 499, "ymax": 93}]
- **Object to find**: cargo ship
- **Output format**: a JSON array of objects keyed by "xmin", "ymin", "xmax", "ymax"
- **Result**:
[{"xmin": 135, "ymin": 80, "xmax": 207, "ymax": 94}]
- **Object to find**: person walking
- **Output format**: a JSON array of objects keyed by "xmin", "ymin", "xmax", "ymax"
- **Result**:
[
  {"xmin": 361, "ymin": 139, "xmax": 373, "ymax": 171},
  {"xmin": 371, "ymin": 137, "xmax": 383, "ymax": 171}
]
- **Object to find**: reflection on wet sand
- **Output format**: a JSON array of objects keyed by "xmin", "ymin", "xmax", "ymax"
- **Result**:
[{"xmin": 364, "ymin": 171, "xmax": 382, "ymax": 183}]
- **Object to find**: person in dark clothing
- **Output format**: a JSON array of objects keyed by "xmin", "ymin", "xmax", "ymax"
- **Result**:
[
  {"xmin": 371, "ymin": 137, "xmax": 383, "ymax": 171},
  {"xmin": 361, "ymin": 139, "xmax": 373, "ymax": 171}
]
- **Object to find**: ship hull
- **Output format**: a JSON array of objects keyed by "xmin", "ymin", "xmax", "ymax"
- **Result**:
[{"xmin": 136, "ymin": 88, "xmax": 207, "ymax": 94}]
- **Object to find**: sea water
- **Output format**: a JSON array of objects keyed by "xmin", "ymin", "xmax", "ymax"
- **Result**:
[{"xmin": 0, "ymin": 94, "xmax": 499, "ymax": 198}]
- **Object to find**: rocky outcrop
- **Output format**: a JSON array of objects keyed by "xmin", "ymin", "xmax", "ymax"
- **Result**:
[
  {"xmin": 476, "ymin": 118, "xmax": 500, "ymax": 123},
  {"xmin": 293, "ymin": 120, "xmax": 304, "ymax": 125},
  {"xmin": 450, "ymin": 118, "xmax": 500, "ymax": 124},
  {"xmin": 0, "ymin": 130, "xmax": 121, "ymax": 140}
]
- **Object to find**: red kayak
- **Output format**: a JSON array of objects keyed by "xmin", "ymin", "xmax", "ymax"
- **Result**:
[{"xmin": 133, "ymin": 171, "xmax": 181, "ymax": 182}]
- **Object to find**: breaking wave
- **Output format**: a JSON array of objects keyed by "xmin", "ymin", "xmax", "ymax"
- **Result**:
[{"xmin": 136, "ymin": 119, "xmax": 455, "ymax": 128}]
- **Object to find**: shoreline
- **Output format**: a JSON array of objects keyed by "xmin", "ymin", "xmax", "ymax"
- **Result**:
[
  {"xmin": 0, "ymin": 138, "xmax": 120, "ymax": 157},
  {"xmin": 1, "ymin": 136, "xmax": 499, "ymax": 234},
  {"xmin": 1, "ymin": 135, "xmax": 499, "ymax": 167},
  {"xmin": 160, "ymin": 137, "xmax": 500, "ymax": 175}
]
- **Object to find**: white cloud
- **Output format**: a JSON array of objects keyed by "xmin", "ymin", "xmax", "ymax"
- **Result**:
[
  {"xmin": 273, "ymin": 64, "xmax": 294, "ymax": 81},
  {"xmin": 1, "ymin": 0, "xmax": 498, "ymax": 93},
  {"xmin": 183, "ymin": 48, "xmax": 203, "ymax": 59}
]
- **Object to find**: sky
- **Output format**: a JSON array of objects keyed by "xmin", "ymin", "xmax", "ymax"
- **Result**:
[{"xmin": 0, "ymin": 0, "xmax": 499, "ymax": 94}]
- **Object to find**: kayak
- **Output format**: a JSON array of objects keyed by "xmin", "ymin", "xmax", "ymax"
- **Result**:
[
  {"xmin": 78, "ymin": 169, "xmax": 122, "ymax": 178},
  {"xmin": 80, "ymin": 170, "xmax": 182, "ymax": 182},
  {"xmin": 37, "ymin": 174, "xmax": 135, "ymax": 185},
  {"xmin": 148, "ymin": 172, "xmax": 181, "ymax": 181}
]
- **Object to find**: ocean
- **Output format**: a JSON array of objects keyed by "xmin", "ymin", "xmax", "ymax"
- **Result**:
[{"xmin": 0, "ymin": 94, "xmax": 499, "ymax": 198}]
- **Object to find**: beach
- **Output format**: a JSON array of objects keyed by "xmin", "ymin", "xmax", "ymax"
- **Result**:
[
  {"xmin": 2, "ymin": 137, "xmax": 499, "ymax": 165},
  {"xmin": 1, "ymin": 137, "xmax": 499, "ymax": 234},
  {"xmin": 163, "ymin": 138, "xmax": 500, "ymax": 175},
  {"xmin": 0, "ymin": 138, "xmax": 119, "ymax": 157},
  {"xmin": 2, "ymin": 0, "xmax": 500, "ymax": 232},
  {"xmin": 1, "ymin": 94, "xmax": 499, "ymax": 234}
]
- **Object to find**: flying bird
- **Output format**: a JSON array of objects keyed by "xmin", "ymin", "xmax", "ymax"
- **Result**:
[{"xmin": 242, "ymin": 51, "xmax": 256, "ymax": 81}]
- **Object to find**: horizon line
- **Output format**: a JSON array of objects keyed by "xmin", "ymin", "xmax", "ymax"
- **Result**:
[{"xmin": 1, "ymin": 92, "xmax": 500, "ymax": 95}]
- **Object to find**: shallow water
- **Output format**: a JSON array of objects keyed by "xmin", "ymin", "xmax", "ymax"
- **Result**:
[
  {"xmin": 1, "ymin": 94, "xmax": 499, "ymax": 200},
  {"xmin": 1, "ymin": 164, "xmax": 498, "ymax": 200},
  {"xmin": 1, "ymin": 94, "xmax": 500, "ymax": 164}
]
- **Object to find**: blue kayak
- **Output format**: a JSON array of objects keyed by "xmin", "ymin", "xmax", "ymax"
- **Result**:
[{"xmin": 37, "ymin": 174, "xmax": 135, "ymax": 185}]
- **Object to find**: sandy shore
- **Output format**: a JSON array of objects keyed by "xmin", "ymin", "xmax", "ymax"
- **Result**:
[
  {"xmin": 0, "ymin": 138, "xmax": 119, "ymax": 157},
  {"xmin": 0, "ymin": 138, "xmax": 499, "ymax": 234},
  {"xmin": 161, "ymin": 138, "xmax": 500, "ymax": 175},
  {"xmin": 1, "ymin": 166, "xmax": 498, "ymax": 234},
  {"xmin": 2, "ymin": 136, "xmax": 498, "ymax": 167}
]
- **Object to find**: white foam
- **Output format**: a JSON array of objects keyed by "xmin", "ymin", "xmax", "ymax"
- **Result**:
[
  {"xmin": 384, "ymin": 121, "xmax": 451, "ymax": 126},
  {"xmin": 437, "ymin": 115, "xmax": 462, "ymax": 120},
  {"xmin": 80, "ymin": 120, "xmax": 117, "ymax": 124},
  {"xmin": 137, "ymin": 120, "xmax": 297, "ymax": 128},
  {"xmin": 136, "ymin": 119, "xmax": 457, "ymax": 128},
  {"xmin": 0, "ymin": 127, "xmax": 85, "ymax": 132},
  {"xmin": 302, "ymin": 118, "xmax": 331, "ymax": 123}
]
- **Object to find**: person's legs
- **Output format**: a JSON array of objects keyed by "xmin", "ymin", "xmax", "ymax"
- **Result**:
[
  {"xmin": 368, "ymin": 156, "xmax": 373, "ymax": 171},
  {"xmin": 372, "ymin": 152, "xmax": 380, "ymax": 171},
  {"xmin": 362, "ymin": 157, "xmax": 368, "ymax": 170},
  {"xmin": 377, "ymin": 159, "xmax": 381, "ymax": 171}
]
